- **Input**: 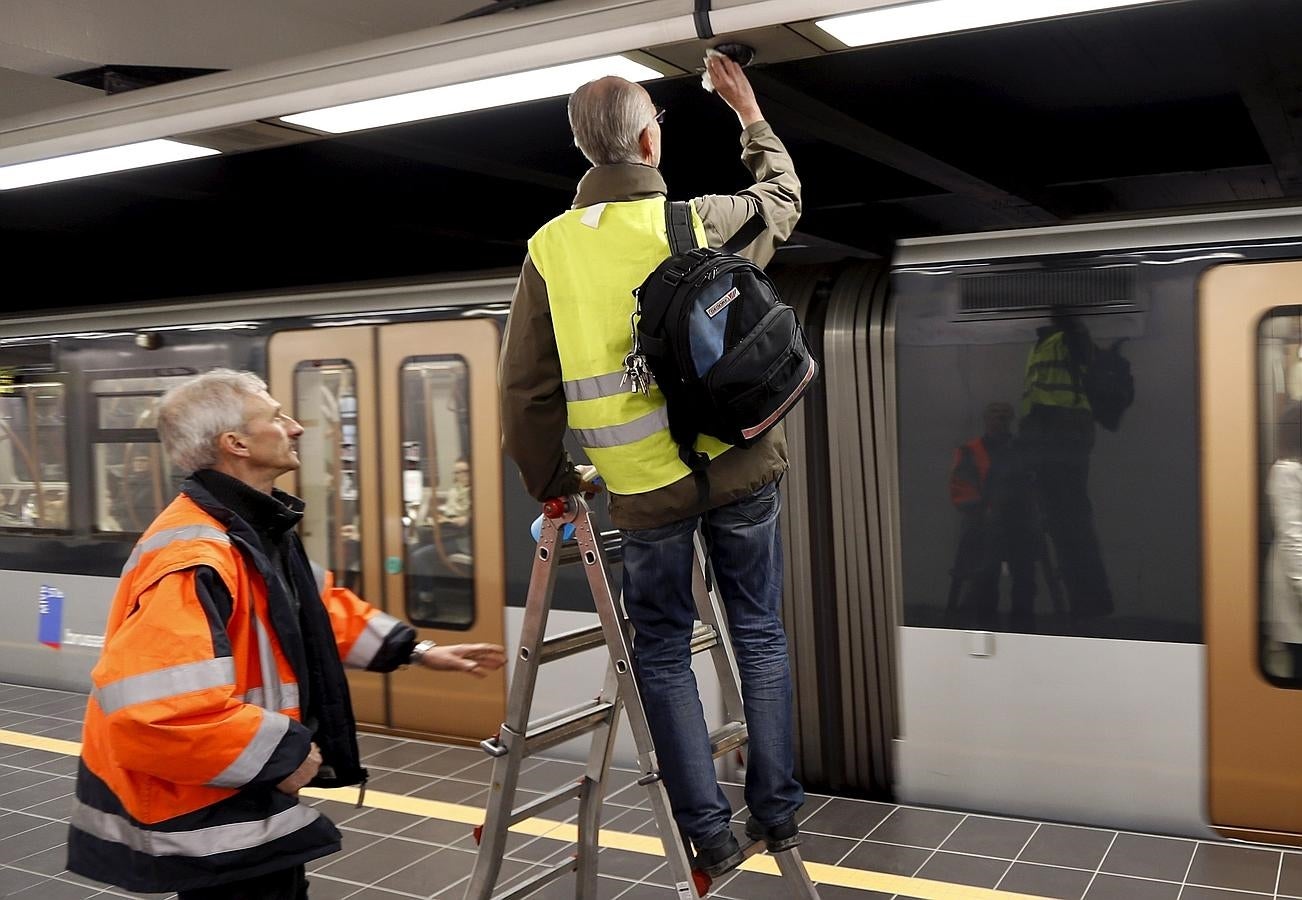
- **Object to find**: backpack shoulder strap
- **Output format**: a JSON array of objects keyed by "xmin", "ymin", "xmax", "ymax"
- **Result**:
[
  {"xmin": 720, "ymin": 213, "xmax": 767, "ymax": 255},
  {"xmin": 665, "ymin": 200, "xmax": 698, "ymax": 254}
]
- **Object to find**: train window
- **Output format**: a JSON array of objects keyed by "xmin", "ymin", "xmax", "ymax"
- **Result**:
[
  {"xmin": 1258, "ymin": 309, "xmax": 1302, "ymax": 686},
  {"xmin": 400, "ymin": 356, "xmax": 473, "ymax": 630},
  {"xmin": 895, "ymin": 259, "xmax": 1200, "ymax": 643},
  {"xmin": 293, "ymin": 362, "xmax": 363, "ymax": 596},
  {"xmin": 92, "ymin": 375, "xmax": 192, "ymax": 533},
  {"xmin": 0, "ymin": 378, "xmax": 69, "ymax": 530}
]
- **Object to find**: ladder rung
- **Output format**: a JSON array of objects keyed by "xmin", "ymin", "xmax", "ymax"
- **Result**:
[
  {"xmin": 525, "ymin": 699, "xmax": 617, "ymax": 756},
  {"xmin": 709, "ymin": 721, "xmax": 748, "ymax": 759},
  {"xmin": 556, "ymin": 529, "xmax": 623, "ymax": 566},
  {"xmin": 493, "ymin": 855, "xmax": 577, "ymax": 900},
  {"xmin": 689, "ymin": 622, "xmax": 719, "ymax": 655},
  {"xmin": 507, "ymin": 779, "xmax": 585, "ymax": 826},
  {"xmin": 538, "ymin": 624, "xmax": 606, "ymax": 663}
]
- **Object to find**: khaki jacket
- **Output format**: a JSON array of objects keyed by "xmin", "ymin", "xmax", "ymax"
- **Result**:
[{"xmin": 499, "ymin": 121, "xmax": 801, "ymax": 530}]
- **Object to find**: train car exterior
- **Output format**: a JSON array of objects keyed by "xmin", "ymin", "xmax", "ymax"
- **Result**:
[{"xmin": 7, "ymin": 205, "xmax": 1302, "ymax": 848}]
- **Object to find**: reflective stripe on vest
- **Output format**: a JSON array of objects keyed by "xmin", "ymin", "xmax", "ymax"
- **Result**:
[
  {"xmin": 345, "ymin": 611, "xmax": 401, "ymax": 668},
  {"xmin": 1023, "ymin": 330, "xmax": 1091, "ymax": 413},
  {"xmin": 529, "ymin": 196, "xmax": 730, "ymax": 495}
]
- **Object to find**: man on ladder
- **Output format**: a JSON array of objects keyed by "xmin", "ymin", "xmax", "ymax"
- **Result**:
[{"xmin": 498, "ymin": 50, "xmax": 805, "ymax": 885}]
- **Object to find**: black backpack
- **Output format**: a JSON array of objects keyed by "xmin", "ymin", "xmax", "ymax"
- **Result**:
[
  {"xmin": 1082, "ymin": 338, "xmax": 1135, "ymax": 432},
  {"xmin": 627, "ymin": 201, "xmax": 819, "ymax": 493}
]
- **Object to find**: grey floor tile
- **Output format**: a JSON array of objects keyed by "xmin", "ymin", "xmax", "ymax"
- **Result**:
[
  {"xmin": 799, "ymin": 797, "xmax": 894, "ymax": 841},
  {"xmin": 345, "ymin": 808, "xmax": 426, "ymax": 836},
  {"xmin": 362, "ymin": 742, "xmax": 447, "ymax": 772},
  {"xmin": 1185, "ymin": 842, "xmax": 1281, "ymax": 894},
  {"xmin": 300, "ymin": 875, "xmax": 367, "ymax": 900},
  {"xmin": 1018, "ymin": 823, "xmax": 1117, "ymax": 870},
  {"xmin": 8, "ymin": 876, "xmax": 104, "ymax": 898},
  {"xmin": 1083, "ymin": 872, "xmax": 1181, "ymax": 900},
  {"xmin": 365, "ymin": 770, "xmax": 439, "ymax": 796},
  {"xmin": 1179, "ymin": 887, "xmax": 1271, "ymax": 900},
  {"xmin": 866, "ymin": 807, "xmax": 965, "ymax": 849},
  {"xmin": 913, "ymin": 850, "xmax": 1009, "ymax": 888},
  {"xmin": 309, "ymin": 831, "xmax": 382, "ymax": 874},
  {"xmin": 0, "ymin": 821, "xmax": 67, "ymax": 864},
  {"xmin": 394, "ymin": 815, "xmax": 476, "ymax": 847},
  {"xmin": 839, "ymin": 840, "xmax": 931, "ymax": 877},
  {"xmin": 11, "ymin": 842, "xmax": 72, "ymax": 876},
  {"xmin": 791, "ymin": 832, "xmax": 857, "ymax": 866},
  {"xmin": 804, "ymin": 886, "xmax": 892, "ymax": 900},
  {"xmin": 1098, "ymin": 832, "xmax": 1196, "ymax": 882},
  {"xmin": 998, "ymin": 861, "xmax": 1093, "ymax": 900},
  {"xmin": 409, "ymin": 778, "xmax": 495, "ymax": 804},
  {"xmin": 708, "ymin": 869, "xmax": 801, "ymax": 900},
  {"xmin": 940, "ymin": 815, "xmax": 1038, "ymax": 858},
  {"xmin": 595, "ymin": 847, "xmax": 664, "ymax": 881},
  {"xmin": 1282, "ymin": 851, "xmax": 1302, "ymax": 897},
  {"xmin": 0, "ymin": 812, "xmax": 52, "ymax": 839},
  {"xmin": 315, "ymin": 836, "xmax": 432, "ymax": 883},
  {"xmin": 516, "ymin": 760, "xmax": 586, "ymax": 792},
  {"xmin": 0, "ymin": 864, "xmax": 48, "ymax": 894}
]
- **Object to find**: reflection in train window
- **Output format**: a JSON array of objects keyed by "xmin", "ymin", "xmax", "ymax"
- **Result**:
[
  {"xmin": 0, "ymin": 379, "xmax": 68, "ymax": 530},
  {"xmin": 401, "ymin": 356, "xmax": 473, "ymax": 630},
  {"xmin": 293, "ymin": 361, "xmax": 362, "ymax": 595},
  {"xmin": 1258, "ymin": 309, "xmax": 1302, "ymax": 686},
  {"xmin": 92, "ymin": 375, "xmax": 192, "ymax": 533}
]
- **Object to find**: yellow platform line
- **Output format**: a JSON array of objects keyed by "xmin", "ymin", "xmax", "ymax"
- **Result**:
[{"xmin": 0, "ymin": 727, "xmax": 1051, "ymax": 899}]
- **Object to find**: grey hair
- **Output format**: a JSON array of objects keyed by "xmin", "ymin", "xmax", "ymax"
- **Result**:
[
  {"xmin": 158, "ymin": 368, "xmax": 267, "ymax": 472},
  {"xmin": 568, "ymin": 77, "xmax": 656, "ymax": 166}
]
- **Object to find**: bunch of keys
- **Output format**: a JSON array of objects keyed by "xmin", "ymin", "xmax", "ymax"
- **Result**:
[{"xmin": 621, "ymin": 307, "xmax": 652, "ymax": 395}]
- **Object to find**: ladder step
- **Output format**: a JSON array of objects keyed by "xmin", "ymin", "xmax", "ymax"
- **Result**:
[
  {"xmin": 556, "ymin": 529, "xmax": 623, "ymax": 566},
  {"xmin": 525, "ymin": 699, "xmax": 617, "ymax": 756},
  {"xmin": 689, "ymin": 622, "xmax": 719, "ymax": 655},
  {"xmin": 507, "ymin": 779, "xmax": 585, "ymax": 827},
  {"xmin": 708, "ymin": 721, "xmax": 748, "ymax": 759},
  {"xmin": 492, "ymin": 855, "xmax": 577, "ymax": 900},
  {"xmin": 538, "ymin": 624, "xmax": 606, "ymax": 663}
]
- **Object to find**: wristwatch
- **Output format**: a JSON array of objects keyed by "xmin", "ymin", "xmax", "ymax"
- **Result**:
[{"xmin": 409, "ymin": 639, "xmax": 438, "ymax": 666}]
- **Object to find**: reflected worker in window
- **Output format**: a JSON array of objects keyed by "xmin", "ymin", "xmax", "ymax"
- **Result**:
[
  {"xmin": 1267, "ymin": 402, "xmax": 1302, "ymax": 678},
  {"xmin": 1020, "ymin": 312, "xmax": 1122, "ymax": 622},
  {"xmin": 945, "ymin": 401, "xmax": 1037, "ymax": 629},
  {"xmin": 66, "ymin": 369, "xmax": 505, "ymax": 900}
]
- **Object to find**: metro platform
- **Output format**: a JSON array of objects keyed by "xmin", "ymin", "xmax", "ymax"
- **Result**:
[{"xmin": 2, "ymin": 683, "xmax": 1300, "ymax": 900}]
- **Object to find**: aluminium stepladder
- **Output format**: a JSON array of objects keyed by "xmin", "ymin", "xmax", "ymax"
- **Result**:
[{"xmin": 463, "ymin": 493, "xmax": 820, "ymax": 900}]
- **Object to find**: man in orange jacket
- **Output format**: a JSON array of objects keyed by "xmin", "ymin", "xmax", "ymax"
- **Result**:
[{"xmin": 66, "ymin": 369, "xmax": 504, "ymax": 899}]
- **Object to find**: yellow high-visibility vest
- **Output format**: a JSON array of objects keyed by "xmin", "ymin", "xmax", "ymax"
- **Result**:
[
  {"xmin": 529, "ymin": 196, "xmax": 732, "ymax": 495},
  {"xmin": 1022, "ymin": 329, "xmax": 1091, "ymax": 413}
]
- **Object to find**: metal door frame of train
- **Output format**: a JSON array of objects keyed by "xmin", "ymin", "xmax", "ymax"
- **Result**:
[
  {"xmin": 269, "ymin": 317, "xmax": 507, "ymax": 744},
  {"xmin": 1202, "ymin": 259, "xmax": 1302, "ymax": 846}
]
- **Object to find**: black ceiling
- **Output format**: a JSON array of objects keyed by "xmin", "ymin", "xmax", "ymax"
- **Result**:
[{"xmin": 5, "ymin": 0, "xmax": 1302, "ymax": 309}]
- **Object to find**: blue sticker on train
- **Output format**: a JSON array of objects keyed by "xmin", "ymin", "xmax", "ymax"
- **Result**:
[{"xmin": 38, "ymin": 585, "xmax": 64, "ymax": 649}]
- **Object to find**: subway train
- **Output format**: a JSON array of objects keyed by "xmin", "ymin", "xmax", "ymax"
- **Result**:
[{"xmin": 3, "ymin": 203, "xmax": 1302, "ymax": 850}]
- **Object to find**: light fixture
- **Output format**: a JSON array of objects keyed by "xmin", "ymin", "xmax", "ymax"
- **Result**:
[
  {"xmin": 280, "ymin": 55, "xmax": 664, "ymax": 134},
  {"xmin": 0, "ymin": 139, "xmax": 219, "ymax": 191},
  {"xmin": 815, "ymin": 0, "xmax": 1178, "ymax": 48}
]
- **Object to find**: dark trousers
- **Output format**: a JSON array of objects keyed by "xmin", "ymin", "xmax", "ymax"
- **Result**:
[{"xmin": 178, "ymin": 864, "xmax": 308, "ymax": 900}]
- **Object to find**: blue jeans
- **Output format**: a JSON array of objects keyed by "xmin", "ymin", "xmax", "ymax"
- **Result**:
[{"xmin": 620, "ymin": 481, "xmax": 804, "ymax": 847}]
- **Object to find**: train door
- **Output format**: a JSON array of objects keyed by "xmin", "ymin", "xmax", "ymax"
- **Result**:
[
  {"xmin": 268, "ymin": 319, "xmax": 506, "ymax": 744},
  {"xmin": 1202, "ymin": 261, "xmax": 1302, "ymax": 844}
]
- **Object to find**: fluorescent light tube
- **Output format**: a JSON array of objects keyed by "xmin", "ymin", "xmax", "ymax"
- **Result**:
[
  {"xmin": 281, "ymin": 55, "xmax": 664, "ymax": 134},
  {"xmin": 816, "ymin": 0, "xmax": 1175, "ymax": 47},
  {"xmin": 0, "ymin": 139, "xmax": 219, "ymax": 191}
]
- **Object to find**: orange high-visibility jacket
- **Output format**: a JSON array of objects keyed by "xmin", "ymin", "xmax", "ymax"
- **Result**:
[{"xmin": 67, "ymin": 483, "xmax": 408, "ymax": 892}]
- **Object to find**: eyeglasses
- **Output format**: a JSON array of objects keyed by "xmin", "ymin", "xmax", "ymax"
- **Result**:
[{"xmin": 653, "ymin": 106, "xmax": 666, "ymax": 125}]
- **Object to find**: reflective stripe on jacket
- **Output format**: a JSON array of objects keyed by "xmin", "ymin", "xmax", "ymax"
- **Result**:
[
  {"xmin": 1023, "ymin": 329, "xmax": 1091, "ymax": 413},
  {"xmin": 68, "ymin": 489, "xmax": 401, "ymax": 892},
  {"xmin": 528, "ymin": 196, "xmax": 731, "ymax": 495}
]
